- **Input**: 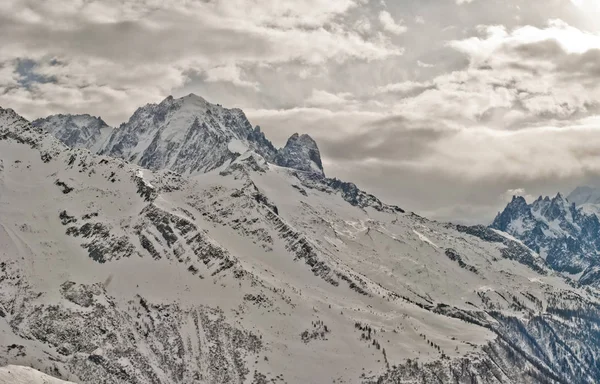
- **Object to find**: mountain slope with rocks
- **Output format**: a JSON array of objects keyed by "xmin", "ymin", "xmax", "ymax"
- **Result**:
[
  {"xmin": 37, "ymin": 94, "xmax": 403, "ymax": 212},
  {"xmin": 2, "ymin": 104, "xmax": 600, "ymax": 383}
]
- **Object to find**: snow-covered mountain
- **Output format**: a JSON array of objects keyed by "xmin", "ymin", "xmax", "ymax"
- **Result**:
[
  {"xmin": 35, "ymin": 94, "xmax": 401, "ymax": 212},
  {"xmin": 567, "ymin": 186, "xmax": 600, "ymax": 206},
  {"xmin": 491, "ymin": 192, "xmax": 600, "ymax": 287},
  {"xmin": 3, "ymin": 103, "xmax": 600, "ymax": 383},
  {"xmin": 567, "ymin": 185, "xmax": 600, "ymax": 217},
  {"xmin": 37, "ymin": 94, "xmax": 326, "ymax": 179},
  {"xmin": 32, "ymin": 114, "xmax": 113, "ymax": 153},
  {"xmin": 98, "ymin": 94, "xmax": 277, "ymax": 175}
]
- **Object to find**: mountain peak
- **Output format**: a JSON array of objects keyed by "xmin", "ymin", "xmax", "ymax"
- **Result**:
[
  {"xmin": 275, "ymin": 132, "xmax": 324, "ymax": 176},
  {"xmin": 30, "ymin": 96, "xmax": 333, "ymax": 177},
  {"xmin": 101, "ymin": 93, "xmax": 263, "ymax": 174},
  {"xmin": 510, "ymin": 195, "xmax": 527, "ymax": 204},
  {"xmin": 182, "ymin": 93, "xmax": 208, "ymax": 103},
  {"xmin": 568, "ymin": 185, "xmax": 600, "ymax": 206},
  {"xmin": 492, "ymin": 187, "xmax": 600, "ymax": 277},
  {"xmin": 157, "ymin": 93, "xmax": 211, "ymax": 110},
  {"xmin": 32, "ymin": 114, "xmax": 113, "ymax": 152}
]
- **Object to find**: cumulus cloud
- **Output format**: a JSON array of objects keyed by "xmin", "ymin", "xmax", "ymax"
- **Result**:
[
  {"xmin": 440, "ymin": 20, "xmax": 600, "ymax": 122},
  {"xmin": 378, "ymin": 11, "xmax": 408, "ymax": 35},
  {"xmin": 503, "ymin": 188, "xmax": 536, "ymax": 203},
  {"xmin": 376, "ymin": 81, "xmax": 434, "ymax": 96},
  {"xmin": 204, "ymin": 65, "xmax": 259, "ymax": 90},
  {"xmin": 417, "ymin": 60, "xmax": 434, "ymax": 68},
  {"xmin": 253, "ymin": 17, "xmax": 600, "ymax": 223},
  {"xmin": 305, "ymin": 89, "xmax": 354, "ymax": 107},
  {"xmin": 0, "ymin": 0, "xmax": 402, "ymax": 123}
]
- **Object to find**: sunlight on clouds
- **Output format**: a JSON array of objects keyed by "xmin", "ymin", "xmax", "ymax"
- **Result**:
[
  {"xmin": 571, "ymin": 0, "xmax": 600, "ymax": 13},
  {"xmin": 3, "ymin": 0, "xmax": 600, "ymax": 223}
]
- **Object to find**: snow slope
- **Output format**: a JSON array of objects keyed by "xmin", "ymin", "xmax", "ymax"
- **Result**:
[
  {"xmin": 2, "ymin": 105, "xmax": 600, "ymax": 383},
  {"xmin": 0, "ymin": 365, "xmax": 76, "ymax": 384}
]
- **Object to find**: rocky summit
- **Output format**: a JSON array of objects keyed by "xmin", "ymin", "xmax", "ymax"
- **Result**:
[
  {"xmin": 2, "ymin": 99, "xmax": 600, "ymax": 383},
  {"xmin": 274, "ymin": 133, "xmax": 324, "ymax": 176},
  {"xmin": 33, "ymin": 114, "xmax": 113, "ymax": 154},
  {"xmin": 492, "ymin": 191, "xmax": 600, "ymax": 287}
]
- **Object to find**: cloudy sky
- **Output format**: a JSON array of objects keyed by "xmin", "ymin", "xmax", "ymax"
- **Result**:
[{"xmin": 3, "ymin": 0, "xmax": 600, "ymax": 223}]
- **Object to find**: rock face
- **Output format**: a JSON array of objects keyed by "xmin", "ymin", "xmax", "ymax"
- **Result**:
[
  {"xmin": 99, "ymin": 94, "xmax": 278, "ymax": 175},
  {"xmin": 33, "ymin": 114, "xmax": 113, "ymax": 153},
  {"xmin": 246, "ymin": 125, "xmax": 277, "ymax": 159},
  {"xmin": 274, "ymin": 133, "xmax": 324, "ymax": 176},
  {"xmin": 491, "ymin": 193, "xmax": 600, "ymax": 284},
  {"xmin": 5, "ymin": 104, "xmax": 600, "ymax": 384}
]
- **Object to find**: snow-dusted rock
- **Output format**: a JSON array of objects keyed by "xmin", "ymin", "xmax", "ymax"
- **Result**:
[
  {"xmin": 274, "ymin": 133, "xmax": 324, "ymax": 176},
  {"xmin": 33, "ymin": 114, "xmax": 113, "ymax": 153},
  {"xmin": 100, "ymin": 94, "xmax": 262, "ymax": 174},
  {"xmin": 491, "ymin": 192, "xmax": 600, "ymax": 284}
]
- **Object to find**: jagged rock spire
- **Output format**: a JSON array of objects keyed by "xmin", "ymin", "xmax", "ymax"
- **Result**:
[{"xmin": 274, "ymin": 133, "xmax": 324, "ymax": 176}]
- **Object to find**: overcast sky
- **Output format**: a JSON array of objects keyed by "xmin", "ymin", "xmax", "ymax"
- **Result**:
[{"xmin": 2, "ymin": 0, "xmax": 600, "ymax": 224}]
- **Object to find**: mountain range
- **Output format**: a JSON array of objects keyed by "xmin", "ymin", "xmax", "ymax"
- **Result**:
[
  {"xmin": 1, "ymin": 95, "xmax": 600, "ymax": 383},
  {"xmin": 33, "ymin": 94, "xmax": 323, "ymax": 178},
  {"xmin": 492, "ymin": 187, "xmax": 600, "ymax": 288}
]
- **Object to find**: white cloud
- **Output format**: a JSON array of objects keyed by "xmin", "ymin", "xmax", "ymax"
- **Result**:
[
  {"xmin": 571, "ymin": 0, "xmax": 600, "ymax": 13},
  {"xmin": 417, "ymin": 60, "xmax": 434, "ymax": 68},
  {"xmin": 204, "ymin": 65, "xmax": 259, "ymax": 89},
  {"xmin": 360, "ymin": 19, "xmax": 600, "ymax": 136},
  {"xmin": 376, "ymin": 80, "xmax": 433, "ymax": 94},
  {"xmin": 354, "ymin": 17, "xmax": 372, "ymax": 34},
  {"xmin": 378, "ymin": 11, "xmax": 408, "ymax": 35},
  {"xmin": 0, "ymin": 0, "xmax": 402, "ymax": 124},
  {"xmin": 503, "ymin": 188, "xmax": 535, "ymax": 203},
  {"xmin": 305, "ymin": 89, "xmax": 354, "ymax": 107}
]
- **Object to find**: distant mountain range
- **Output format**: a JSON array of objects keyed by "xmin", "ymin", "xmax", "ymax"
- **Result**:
[
  {"xmin": 492, "ymin": 186, "xmax": 600, "ymax": 287},
  {"xmin": 33, "ymin": 94, "xmax": 324, "ymax": 177}
]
